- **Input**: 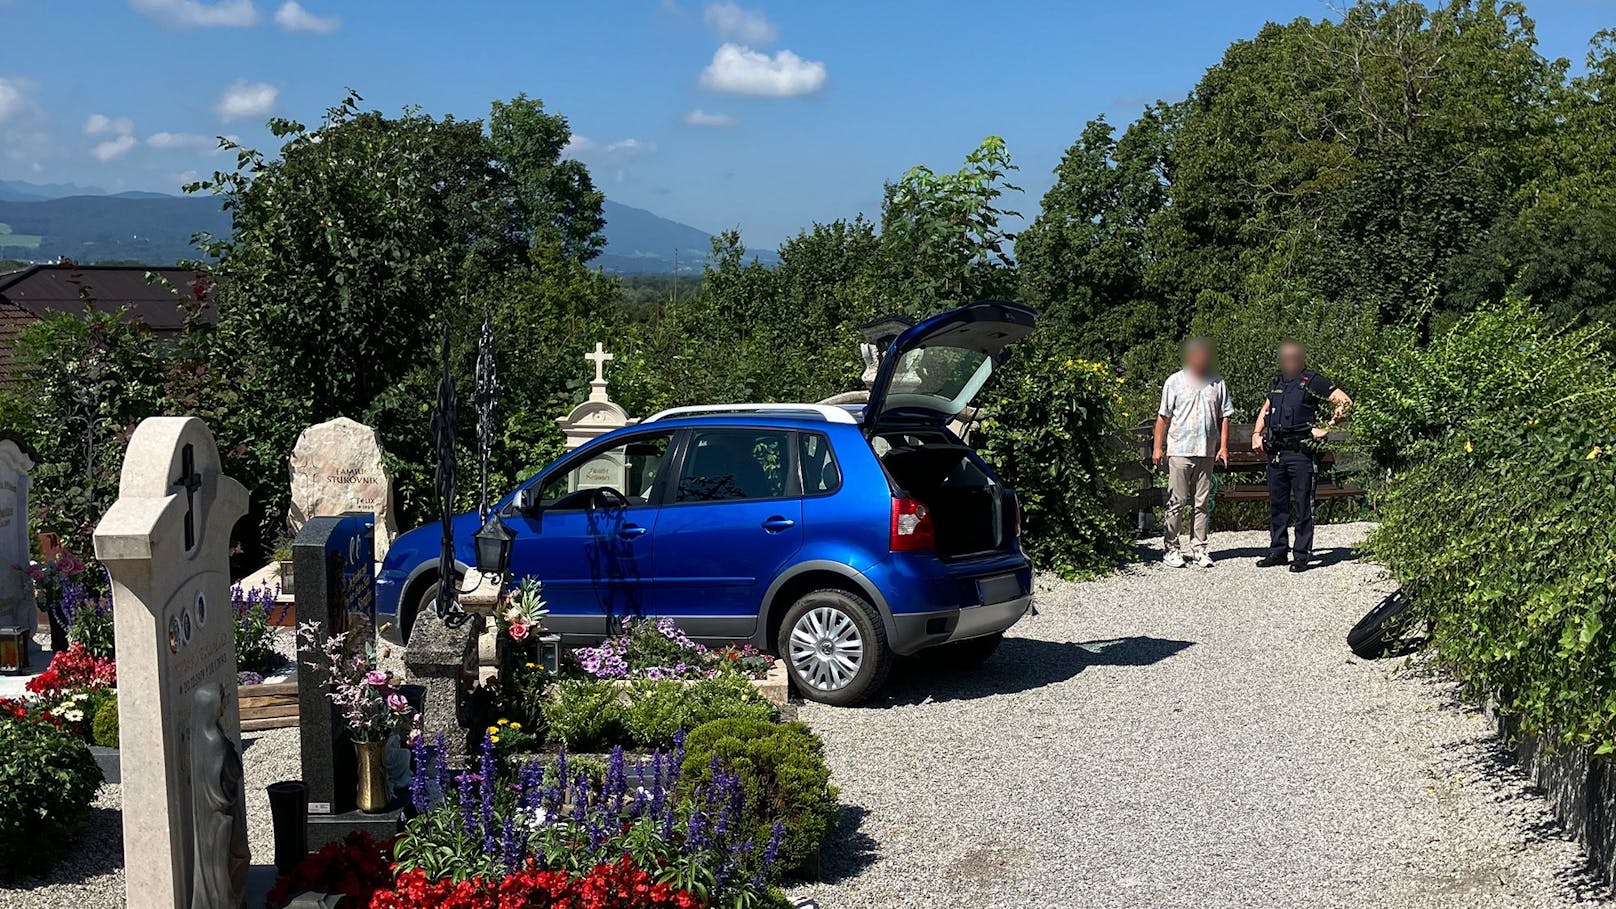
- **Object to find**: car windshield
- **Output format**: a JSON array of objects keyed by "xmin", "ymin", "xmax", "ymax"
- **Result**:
[{"xmin": 880, "ymin": 345, "xmax": 993, "ymax": 418}]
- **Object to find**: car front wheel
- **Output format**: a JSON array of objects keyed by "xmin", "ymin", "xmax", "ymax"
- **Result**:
[{"xmin": 781, "ymin": 589, "xmax": 891, "ymax": 706}]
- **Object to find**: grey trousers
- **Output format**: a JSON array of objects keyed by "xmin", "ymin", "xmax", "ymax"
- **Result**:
[{"xmin": 1164, "ymin": 455, "xmax": 1213, "ymax": 554}]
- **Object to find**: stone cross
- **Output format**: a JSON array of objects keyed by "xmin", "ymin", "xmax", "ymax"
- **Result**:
[
  {"xmin": 585, "ymin": 342, "xmax": 614, "ymax": 385},
  {"xmin": 0, "ymin": 436, "xmax": 35, "ymax": 633},
  {"xmin": 94, "ymin": 417, "xmax": 250, "ymax": 909}
]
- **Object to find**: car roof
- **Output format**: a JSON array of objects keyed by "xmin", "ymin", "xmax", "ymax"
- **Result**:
[{"xmin": 629, "ymin": 412, "xmax": 862, "ymax": 431}]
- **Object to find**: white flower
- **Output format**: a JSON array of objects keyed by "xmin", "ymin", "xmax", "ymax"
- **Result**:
[
  {"xmin": 63, "ymin": 709, "xmax": 84, "ymax": 722},
  {"xmin": 527, "ymin": 806, "xmax": 551, "ymax": 828}
]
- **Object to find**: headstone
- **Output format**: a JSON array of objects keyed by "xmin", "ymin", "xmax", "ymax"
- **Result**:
[
  {"xmin": 293, "ymin": 513, "xmax": 377, "ymax": 816},
  {"xmin": 857, "ymin": 314, "xmax": 914, "ymax": 388},
  {"xmin": 403, "ymin": 607, "xmax": 484, "ymax": 766},
  {"xmin": 94, "ymin": 416, "xmax": 250, "ymax": 909},
  {"xmin": 0, "ymin": 435, "xmax": 35, "ymax": 634},
  {"xmin": 557, "ymin": 342, "xmax": 633, "ymax": 452},
  {"xmin": 288, "ymin": 417, "xmax": 396, "ymax": 563}
]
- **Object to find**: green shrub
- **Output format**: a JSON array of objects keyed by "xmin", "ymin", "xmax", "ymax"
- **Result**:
[
  {"xmin": 976, "ymin": 339, "xmax": 1134, "ymax": 578},
  {"xmin": 541, "ymin": 680, "xmax": 625, "ymax": 751},
  {"xmin": 0, "ymin": 716, "xmax": 105, "ymax": 879},
  {"xmin": 1357, "ymin": 300, "xmax": 1616, "ymax": 751},
  {"xmin": 69, "ymin": 606, "xmax": 115, "ymax": 661},
  {"xmin": 91, "ymin": 697, "xmax": 119, "ymax": 749},
  {"xmin": 680, "ymin": 718, "xmax": 839, "ymax": 879},
  {"xmin": 622, "ymin": 676, "xmax": 777, "ymax": 749},
  {"xmin": 544, "ymin": 676, "xmax": 781, "ymax": 752}
]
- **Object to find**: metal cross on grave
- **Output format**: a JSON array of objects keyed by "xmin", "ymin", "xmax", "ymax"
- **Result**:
[
  {"xmin": 585, "ymin": 342, "xmax": 614, "ymax": 384},
  {"xmin": 173, "ymin": 442, "xmax": 202, "ymax": 551}
]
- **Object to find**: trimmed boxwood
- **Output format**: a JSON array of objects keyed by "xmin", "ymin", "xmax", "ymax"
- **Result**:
[
  {"xmin": 680, "ymin": 717, "xmax": 839, "ymax": 879},
  {"xmin": 91, "ymin": 696, "xmax": 120, "ymax": 749},
  {"xmin": 0, "ymin": 716, "xmax": 105, "ymax": 879},
  {"xmin": 542, "ymin": 675, "xmax": 778, "ymax": 752}
]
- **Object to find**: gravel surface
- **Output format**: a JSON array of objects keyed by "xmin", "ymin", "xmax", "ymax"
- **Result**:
[
  {"xmin": 792, "ymin": 523, "xmax": 1612, "ymax": 909},
  {"xmin": 7, "ymin": 523, "xmax": 1609, "ymax": 907},
  {"xmin": 1, "ymin": 727, "xmax": 300, "ymax": 909}
]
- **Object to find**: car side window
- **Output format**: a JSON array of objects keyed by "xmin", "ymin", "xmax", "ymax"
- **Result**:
[
  {"xmin": 798, "ymin": 432, "xmax": 841, "ymax": 495},
  {"xmin": 538, "ymin": 433, "xmax": 672, "ymax": 509},
  {"xmin": 675, "ymin": 429, "xmax": 791, "ymax": 503}
]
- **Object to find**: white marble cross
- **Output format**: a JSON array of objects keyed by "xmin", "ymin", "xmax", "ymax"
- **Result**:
[{"xmin": 585, "ymin": 342, "xmax": 614, "ymax": 384}]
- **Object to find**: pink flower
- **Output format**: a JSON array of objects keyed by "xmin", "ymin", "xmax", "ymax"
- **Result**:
[
  {"xmin": 364, "ymin": 670, "xmax": 389, "ymax": 687},
  {"xmin": 508, "ymin": 622, "xmax": 529, "ymax": 642},
  {"xmin": 386, "ymin": 692, "xmax": 411, "ymax": 713}
]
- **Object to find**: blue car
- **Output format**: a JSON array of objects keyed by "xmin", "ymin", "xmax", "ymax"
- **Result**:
[{"xmin": 377, "ymin": 300, "xmax": 1037, "ymax": 704}]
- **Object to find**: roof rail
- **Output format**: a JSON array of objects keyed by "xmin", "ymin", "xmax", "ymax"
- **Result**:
[{"xmin": 642, "ymin": 403, "xmax": 859, "ymax": 425}]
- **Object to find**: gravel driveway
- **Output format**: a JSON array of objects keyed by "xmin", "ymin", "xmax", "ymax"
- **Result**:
[{"xmin": 792, "ymin": 523, "xmax": 1611, "ymax": 909}]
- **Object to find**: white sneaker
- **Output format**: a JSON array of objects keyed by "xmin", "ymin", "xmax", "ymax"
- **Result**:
[
  {"xmin": 1195, "ymin": 552, "xmax": 1215, "ymax": 568},
  {"xmin": 1163, "ymin": 550, "xmax": 1186, "ymax": 568}
]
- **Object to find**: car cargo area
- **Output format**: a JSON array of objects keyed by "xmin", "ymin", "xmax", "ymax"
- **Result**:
[{"xmin": 875, "ymin": 431, "xmax": 1010, "ymax": 560}]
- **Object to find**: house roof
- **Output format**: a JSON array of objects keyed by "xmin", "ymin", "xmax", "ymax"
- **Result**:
[{"xmin": 0, "ymin": 263, "xmax": 214, "ymax": 330}]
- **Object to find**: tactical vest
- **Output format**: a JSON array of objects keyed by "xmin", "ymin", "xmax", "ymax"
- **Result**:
[{"xmin": 1268, "ymin": 371, "xmax": 1325, "ymax": 434}]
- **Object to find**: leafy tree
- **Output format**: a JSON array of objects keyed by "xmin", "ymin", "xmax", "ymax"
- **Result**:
[
  {"xmin": 880, "ymin": 136, "xmax": 1021, "ymax": 315},
  {"xmin": 487, "ymin": 94, "xmax": 607, "ymax": 263}
]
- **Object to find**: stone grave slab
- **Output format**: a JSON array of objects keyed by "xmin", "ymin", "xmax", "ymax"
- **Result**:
[{"xmin": 288, "ymin": 417, "xmax": 396, "ymax": 563}]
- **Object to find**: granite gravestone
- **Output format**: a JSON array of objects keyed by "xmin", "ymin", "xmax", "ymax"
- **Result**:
[
  {"xmin": 293, "ymin": 513, "xmax": 376, "ymax": 816},
  {"xmin": 288, "ymin": 417, "xmax": 397, "ymax": 563},
  {"xmin": 0, "ymin": 436, "xmax": 36, "ymax": 635},
  {"xmin": 94, "ymin": 417, "xmax": 250, "ymax": 909}
]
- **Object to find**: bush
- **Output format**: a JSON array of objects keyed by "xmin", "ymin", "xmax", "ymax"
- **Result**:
[
  {"xmin": 233, "ymin": 582, "xmax": 282, "ymax": 674},
  {"xmin": 543, "ymin": 676, "xmax": 779, "ymax": 752},
  {"xmin": 622, "ymin": 676, "xmax": 777, "ymax": 749},
  {"xmin": 1357, "ymin": 300, "xmax": 1616, "ymax": 751},
  {"xmin": 91, "ymin": 697, "xmax": 119, "ymax": 749},
  {"xmin": 541, "ymin": 680, "xmax": 624, "ymax": 751},
  {"xmin": 0, "ymin": 716, "xmax": 105, "ymax": 879},
  {"xmin": 68, "ymin": 603, "xmax": 115, "ymax": 661},
  {"xmin": 680, "ymin": 718, "xmax": 840, "ymax": 879},
  {"xmin": 976, "ymin": 340, "xmax": 1134, "ymax": 578}
]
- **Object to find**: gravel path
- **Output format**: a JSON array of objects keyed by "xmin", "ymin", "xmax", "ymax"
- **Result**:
[{"xmin": 792, "ymin": 523, "xmax": 1612, "ymax": 909}]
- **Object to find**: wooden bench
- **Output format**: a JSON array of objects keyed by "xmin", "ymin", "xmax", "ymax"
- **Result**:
[{"xmin": 1119, "ymin": 422, "xmax": 1365, "ymax": 527}]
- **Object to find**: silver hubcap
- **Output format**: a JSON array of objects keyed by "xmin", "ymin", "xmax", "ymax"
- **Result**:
[{"xmin": 788, "ymin": 606, "xmax": 864, "ymax": 691}]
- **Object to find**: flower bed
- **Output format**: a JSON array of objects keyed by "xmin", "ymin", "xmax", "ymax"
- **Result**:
[{"xmin": 574, "ymin": 618, "xmax": 775, "ymax": 682}]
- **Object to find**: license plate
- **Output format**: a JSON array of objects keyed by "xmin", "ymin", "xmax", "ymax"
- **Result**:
[{"xmin": 976, "ymin": 573, "xmax": 1023, "ymax": 605}]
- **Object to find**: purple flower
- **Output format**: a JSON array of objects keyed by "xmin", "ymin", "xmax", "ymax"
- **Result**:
[{"xmin": 364, "ymin": 670, "xmax": 389, "ymax": 687}]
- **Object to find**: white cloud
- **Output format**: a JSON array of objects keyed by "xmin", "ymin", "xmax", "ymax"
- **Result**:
[
  {"xmin": 83, "ymin": 114, "xmax": 135, "ymax": 137},
  {"xmin": 92, "ymin": 134, "xmax": 138, "ymax": 162},
  {"xmin": 702, "ymin": 3, "xmax": 776, "ymax": 45},
  {"xmin": 129, "ymin": 0, "xmax": 258, "ymax": 28},
  {"xmin": 215, "ymin": 80, "xmax": 278, "ymax": 121},
  {"xmin": 147, "ymin": 131, "xmax": 218, "ymax": 150},
  {"xmin": 683, "ymin": 108, "xmax": 736, "ymax": 128},
  {"xmin": 0, "ymin": 77, "xmax": 25, "ymax": 123},
  {"xmin": 563, "ymin": 135, "xmax": 655, "ymax": 180},
  {"xmin": 699, "ymin": 43, "xmax": 826, "ymax": 97},
  {"xmin": 273, "ymin": 1, "xmax": 339, "ymax": 33}
]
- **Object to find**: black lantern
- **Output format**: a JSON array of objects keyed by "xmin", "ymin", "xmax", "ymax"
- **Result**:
[{"xmin": 473, "ymin": 511, "xmax": 514, "ymax": 578}]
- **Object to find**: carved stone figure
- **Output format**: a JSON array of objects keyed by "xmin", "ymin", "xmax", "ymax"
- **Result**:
[{"xmin": 190, "ymin": 683, "xmax": 249, "ymax": 909}]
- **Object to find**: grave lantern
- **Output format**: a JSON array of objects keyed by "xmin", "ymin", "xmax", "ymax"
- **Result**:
[
  {"xmin": 0, "ymin": 626, "xmax": 29, "ymax": 673},
  {"xmin": 473, "ymin": 511, "xmax": 513, "ymax": 579}
]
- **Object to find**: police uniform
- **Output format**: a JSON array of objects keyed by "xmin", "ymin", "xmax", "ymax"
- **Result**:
[{"xmin": 1264, "ymin": 369, "xmax": 1336, "ymax": 561}]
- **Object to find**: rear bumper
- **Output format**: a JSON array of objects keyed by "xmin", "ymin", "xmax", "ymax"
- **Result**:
[{"xmin": 889, "ymin": 594, "xmax": 1033, "ymax": 654}]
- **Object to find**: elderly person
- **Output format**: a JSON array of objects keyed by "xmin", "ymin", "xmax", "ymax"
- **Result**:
[{"xmin": 1152, "ymin": 338, "xmax": 1233, "ymax": 568}]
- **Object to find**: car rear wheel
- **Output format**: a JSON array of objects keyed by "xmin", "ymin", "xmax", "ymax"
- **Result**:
[{"xmin": 781, "ymin": 589, "xmax": 891, "ymax": 706}]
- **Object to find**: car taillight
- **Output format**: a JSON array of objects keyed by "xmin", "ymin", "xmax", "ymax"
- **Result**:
[{"xmin": 890, "ymin": 497, "xmax": 935, "ymax": 551}]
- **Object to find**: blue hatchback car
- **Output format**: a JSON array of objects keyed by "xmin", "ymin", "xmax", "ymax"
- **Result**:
[{"xmin": 377, "ymin": 300, "xmax": 1037, "ymax": 704}]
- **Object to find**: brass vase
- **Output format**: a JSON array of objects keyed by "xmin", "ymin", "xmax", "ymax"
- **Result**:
[{"xmin": 354, "ymin": 740, "xmax": 389, "ymax": 813}]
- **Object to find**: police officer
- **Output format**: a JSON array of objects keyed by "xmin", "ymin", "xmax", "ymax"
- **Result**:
[{"xmin": 1251, "ymin": 340, "xmax": 1351, "ymax": 572}]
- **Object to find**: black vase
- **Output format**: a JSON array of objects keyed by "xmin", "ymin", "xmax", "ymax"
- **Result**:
[{"xmin": 265, "ymin": 780, "xmax": 309, "ymax": 874}]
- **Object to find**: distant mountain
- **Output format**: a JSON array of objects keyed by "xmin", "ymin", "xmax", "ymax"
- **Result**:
[
  {"xmin": 0, "ymin": 180, "xmax": 110, "ymax": 202},
  {"xmin": 0, "ymin": 181, "xmax": 771, "ymax": 272}
]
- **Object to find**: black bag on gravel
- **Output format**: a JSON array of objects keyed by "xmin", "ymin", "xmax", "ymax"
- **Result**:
[{"xmin": 1348, "ymin": 588, "xmax": 1414, "ymax": 659}]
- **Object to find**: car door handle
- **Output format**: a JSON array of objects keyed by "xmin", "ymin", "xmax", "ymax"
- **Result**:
[
  {"xmin": 761, "ymin": 516, "xmax": 796, "ymax": 533},
  {"xmin": 618, "ymin": 524, "xmax": 649, "ymax": 539}
]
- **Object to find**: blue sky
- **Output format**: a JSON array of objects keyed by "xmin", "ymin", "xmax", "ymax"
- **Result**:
[{"xmin": 1, "ymin": 0, "xmax": 1612, "ymax": 246}]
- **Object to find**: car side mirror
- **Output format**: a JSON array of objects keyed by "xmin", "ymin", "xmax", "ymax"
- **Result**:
[{"xmin": 514, "ymin": 487, "xmax": 538, "ymax": 515}]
